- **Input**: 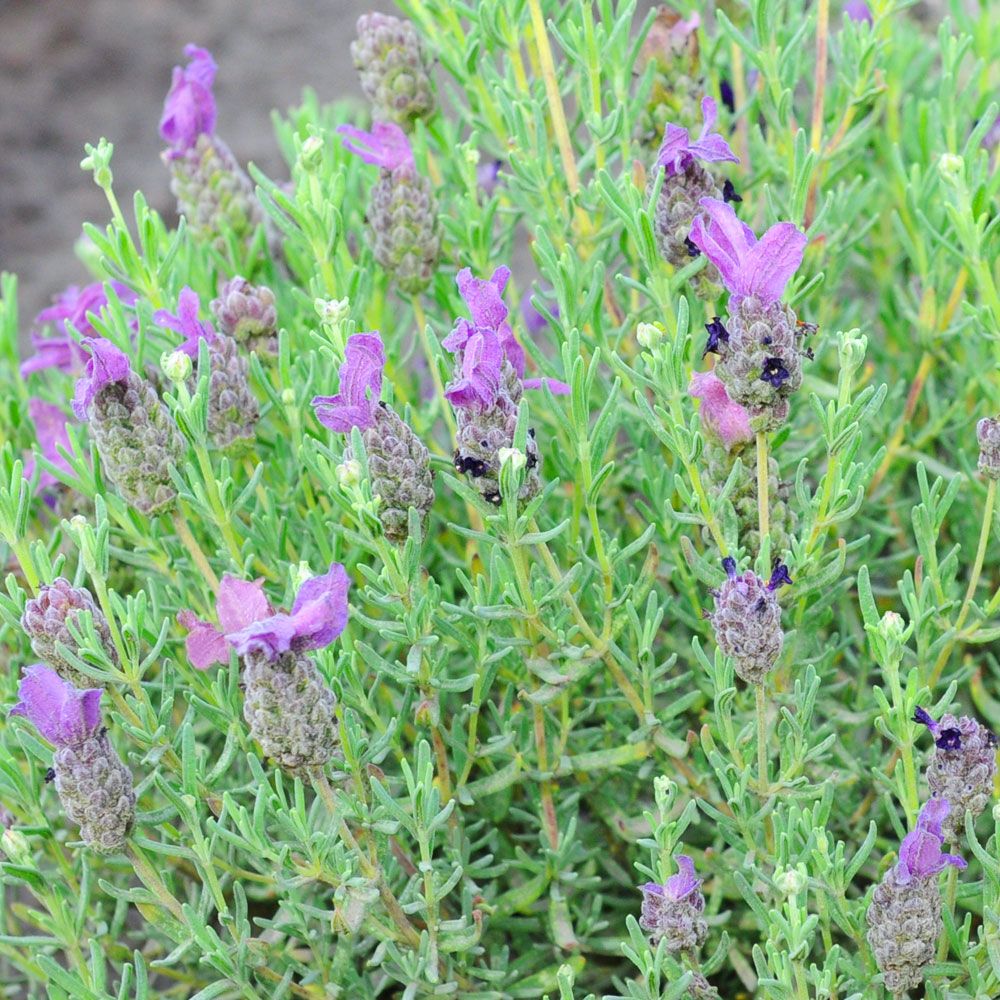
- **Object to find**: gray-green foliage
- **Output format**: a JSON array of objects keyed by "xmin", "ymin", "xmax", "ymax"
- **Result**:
[{"xmin": 1, "ymin": 1, "xmax": 999, "ymax": 998}]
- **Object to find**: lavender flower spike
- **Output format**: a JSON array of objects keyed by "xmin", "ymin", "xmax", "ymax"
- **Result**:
[
  {"xmin": 914, "ymin": 708, "xmax": 997, "ymax": 840},
  {"xmin": 657, "ymin": 97, "xmax": 739, "ymax": 176},
  {"xmin": 312, "ymin": 333, "xmax": 435, "ymax": 543},
  {"xmin": 10, "ymin": 665, "xmax": 135, "ymax": 853},
  {"xmin": 155, "ymin": 287, "xmax": 259, "ymax": 451},
  {"xmin": 639, "ymin": 854, "xmax": 708, "ymax": 953},
  {"xmin": 337, "ymin": 122, "xmax": 414, "ymax": 171},
  {"xmin": 159, "ymin": 44, "xmax": 217, "ymax": 159},
  {"xmin": 689, "ymin": 198, "xmax": 807, "ymax": 306},
  {"xmin": 73, "ymin": 338, "xmax": 185, "ymax": 515}
]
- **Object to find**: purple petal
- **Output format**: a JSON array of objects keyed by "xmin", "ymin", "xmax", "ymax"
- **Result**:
[
  {"xmin": 9, "ymin": 665, "xmax": 102, "ymax": 747},
  {"xmin": 523, "ymin": 377, "xmax": 571, "ymax": 395},
  {"xmin": 72, "ymin": 338, "xmax": 131, "ymax": 420},
  {"xmin": 688, "ymin": 371, "xmax": 752, "ymax": 451},
  {"xmin": 337, "ymin": 122, "xmax": 413, "ymax": 171},
  {"xmin": 288, "ymin": 563, "xmax": 351, "ymax": 651},
  {"xmin": 180, "ymin": 616, "xmax": 231, "ymax": 670},
  {"xmin": 442, "ymin": 318, "xmax": 476, "ymax": 354},
  {"xmin": 687, "ymin": 133, "xmax": 740, "ymax": 165},
  {"xmin": 216, "ymin": 575, "xmax": 272, "ymax": 634},
  {"xmin": 689, "ymin": 198, "xmax": 757, "ymax": 294},
  {"xmin": 742, "ymin": 222, "xmax": 808, "ymax": 305},
  {"xmin": 310, "ymin": 332, "xmax": 385, "ymax": 433},
  {"xmin": 154, "ymin": 287, "xmax": 214, "ymax": 356},
  {"xmin": 24, "ymin": 399, "xmax": 73, "ymax": 489},
  {"xmin": 225, "ymin": 615, "xmax": 299, "ymax": 660},
  {"xmin": 160, "ymin": 45, "xmax": 217, "ymax": 156},
  {"xmin": 445, "ymin": 330, "xmax": 504, "ymax": 410},
  {"xmin": 665, "ymin": 854, "xmax": 702, "ymax": 901},
  {"xmin": 456, "ymin": 267, "xmax": 511, "ymax": 329},
  {"xmin": 897, "ymin": 799, "xmax": 966, "ymax": 882},
  {"xmin": 844, "ymin": 0, "xmax": 872, "ymax": 23},
  {"xmin": 656, "ymin": 123, "xmax": 693, "ymax": 175}
]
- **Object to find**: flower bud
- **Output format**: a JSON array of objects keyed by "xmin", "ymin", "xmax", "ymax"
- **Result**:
[
  {"xmin": 498, "ymin": 447, "xmax": 527, "ymax": 473},
  {"xmin": 300, "ymin": 135, "xmax": 324, "ymax": 172},
  {"xmin": 1, "ymin": 829, "xmax": 31, "ymax": 865},
  {"xmin": 290, "ymin": 561, "xmax": 314, "ymax": 592},
  {"xmin": 161, "ymin": 350, "xmax": 193, "ymax": 382},
  {"xmin": 774, "ymin": 867, "xmax": 806, "ymax": 895},
  {"xmin": 336, "ymin": 459, "xmax": 362, "ymax": 489},
  {"xmin": 637, "ymin": 322, "xmax": 664, "ymax": 350},
  {"xmin": 937, "ymin": 152, "xmax": 964, "ymax": 182},
  {"xmin": 316, "ymin": 297, "xmax": 351, "ymax": 327}
]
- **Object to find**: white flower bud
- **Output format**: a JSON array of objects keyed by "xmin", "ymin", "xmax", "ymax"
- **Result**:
[
  {"xmin": 637, "ymin": 322, "xmax": 663, "ymax": 350},
  {"xmin": 498, "ymin": 447, "xmax": 527, "ymax": 473},
  {"xmin": 300, "ymin": 135, "xmax": 324, "ymax": 171},
  {"xmin": 160, "ymin": 350, "xmax": 193, "ymax": 383},
  {"xmin": 463, "ymin": 145, "xmax": 481, "ymax": 166},
  {"xmin": 315, "ymin": 297, "xmax": 351, "ymax": 326},
  {"xmin": 937, "ymin": 153, "xmax": 964, "ymax": 182},
  {"xmin": 281, "ymin": 388, "xmax": 296, "ymax": 406},
  {"xmin": 336, "ymin": 459, "xmax": 362, "ymax": 488},
  {"xmin": 775, "ymin": 867, "xmax": 807, "ymax": 895},
  {"xmin": 1, "ymin": 829, "xmax": 31, "ymax": 865}
]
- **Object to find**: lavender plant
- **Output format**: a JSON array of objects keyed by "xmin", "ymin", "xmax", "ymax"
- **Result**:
[{"xmin": 1, "ymin": 2, "xmax": 999, "ymax": 998}]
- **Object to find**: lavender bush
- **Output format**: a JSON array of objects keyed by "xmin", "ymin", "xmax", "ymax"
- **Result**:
[{"xmin": 1, "ymin": 2, "xmax": 999, "ymax": 997}]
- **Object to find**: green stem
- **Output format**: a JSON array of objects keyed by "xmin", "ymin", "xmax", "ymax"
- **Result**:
[
  {"xmin": 172, "ymin": 508, "xmax": 220, "ymax": 591},
  {"xmin": 755, "ymin": 684, "xmax": 769, "ymax": 797},
  {"xmin": 756, "ymin": 431, "xmax": 770, "ymax": 545}
]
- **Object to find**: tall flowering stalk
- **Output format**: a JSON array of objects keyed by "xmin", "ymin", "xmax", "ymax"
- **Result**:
[
  {"xmin": 338, "ymin": 122, "xmax": 441, "ymax": 295},
  {"xmin": 160, "ymin": 45, "xmax": 263, "ymax": 252},
  {"xmin": 311, "ymin": 332, "xmax": 435, "ymax": 543},
  {"xmin": 10, "ymin": 666, "xmax": 135, "ymax": 853}
]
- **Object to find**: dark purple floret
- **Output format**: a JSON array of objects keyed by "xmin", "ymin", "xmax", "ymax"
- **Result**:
[
  {"xmin": 684, "ymin": 236, "xmax": 701, "ymax": 258},
  {"xmin": 936, "ymin": 728, "xmax": 962, "ymax": 751},
  {"xmin": 722, "ymin": 556, "xmax": 737, "ymax": 578},
  {"xmin": 767, "ymin": 563, "xmax": 793, "ymax": 590},
  {"xmin": 913, "ymin": 706, "xmax": 935, "ymax": 728},
  {"xmin": 703, "ymin": 317, "xmax": 729, "ymax": 357},
  {"xmin": 722, "ymin": 179, "xmax": 742, "ymax": 204},
  {"xmin": 719, "ymin": 80, "xmax": 735, "ymax": 114},
  {"xmin": 760, "ymin": 357, "xmax": 791, "ymax": 388}
]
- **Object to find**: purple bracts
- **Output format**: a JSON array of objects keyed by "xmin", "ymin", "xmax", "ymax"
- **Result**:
[
  {"xmin": 689, "ymin": 371, "xmax": 753, "ymax": 452},
  {"xmin": 689, "ymin": 198, "xmax": 806, "ymax": 306},
  {"xmin": 896, "ymin": 799, "xmax": 966, "ymax": 884},
  {"xmin": 311, "ymin": 333, "xmax": 385, "ymax": 432},
  {"xmin": 657, "ymin": 97, "xmax": 738, "ymax": 177},
  {"xmin": 338, "ymin": 122, "xmax": 414, "ymax": 171},
  {"xmin": 160, "ymin": 44, "xmax": 218, "ymax": 159},
  {"xmin": 23, "ymin": 399, "xmax": 73, "ymax": 491},
  {"xmin": 72, "ymin": 339, "xmax": 131, "ymax": 421},
  {"xmin": 10, "ymin": 664, "xmax": 102, "ymax": 747},
  {"xmin": 639, "ymin": 854, "xmax": 708, "ymax": 953}
]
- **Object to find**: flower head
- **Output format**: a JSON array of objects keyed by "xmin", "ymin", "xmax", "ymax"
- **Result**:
[
  {"xmin": 178, "ymin": 575, "xmax": 272, "ymax": 669},
  {"xmin": 337, "ymin": 122, "xmax": 413, "ymax": 171},
  {"xmin": 913, "ymin": 707, "xmax": 963, "ymax": 751},
  {"xmin": 21, "ymin": 282, "xmax": 136, "ymax": 378},
  {"xmin": 23, "ymin": 400, "xmax": 73, "ymax": 490},
  {"xmin": 844, "ymin": 0, "xmax": 872, "ymax": 24},
  {"xmin": 311, "ymin": 333, "xmax": 385, "ymax": 433},
  {"xmin": 443, "ymin": 266, "xmax": 525, "ymax": 376},
  {"xmin": 689, "ymin": 370, "xmax": 753, "ymax": 451},
  {"xmin": 160, "ymin": 45, "xmax": 217, "ymax": 159},
  {"xmin": 444, "ymin": 329, "xmax": 505, "ymax": 410},
  {"xmin": 154, "ymin": 287, "xmax": 216, "ymax": 357},
  {"xmin": 657, "ymin": 97, "xmax": 739, "ymax": 177},
  {"xmin": 654, "ymin": 854, "xmax": 703, "ymax": 901},
  {"xmin": 9, "ymin": 665, "xmax": 102, "ymax": 748},
  {"xmin": 72, "ymin": 339, "xmax": 131, "ymax": 420},
  {"xmin": 896, "ymin": 799, "xmax": 966, "ymax": 884},
  {"xmin": 226, "ymin": 563, "xmax": 351, "ymax": 661},
  {"xmin": 689, "ymin": 198, "xmax": 807, "ymax": 305}
]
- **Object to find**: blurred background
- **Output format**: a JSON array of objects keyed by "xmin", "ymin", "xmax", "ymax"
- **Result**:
[{"xmin": 0, "ymin": 0, "xmax": 370, "ymax": 321}]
